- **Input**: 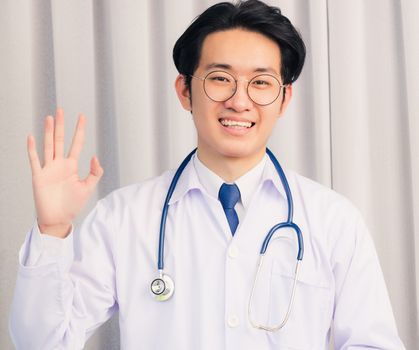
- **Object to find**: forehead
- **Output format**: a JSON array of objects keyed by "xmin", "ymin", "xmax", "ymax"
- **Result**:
[{"xmin": 198, "ymin": 28, "xmax": 281, "ymax": 75}]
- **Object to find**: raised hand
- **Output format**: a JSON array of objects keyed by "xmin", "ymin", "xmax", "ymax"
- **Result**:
[{"xmin": 27, "ymin": 108, "xmax": 104, "ymax": 238}]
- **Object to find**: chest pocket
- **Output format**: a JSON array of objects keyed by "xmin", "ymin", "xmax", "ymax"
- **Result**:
[
  {"xmin": 268, "ymin": 260, "xmax": 332, "ymax": 349},
  {"xmin": 254, "ymin": 235, "xmax": 333, "ymax": 349}
]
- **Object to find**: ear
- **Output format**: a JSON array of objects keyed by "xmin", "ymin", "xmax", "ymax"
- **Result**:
[
  {"xmin": 175, "ymin": 74, "xmax": 192, "ymax": 111},
  {"xmin": 278, "ymin": 84, "xmax": 293, "ymax": 117}
]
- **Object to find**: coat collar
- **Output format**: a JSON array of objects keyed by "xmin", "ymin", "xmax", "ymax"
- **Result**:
[{"xmin": 168, "ymin": 151, "xmax": 288, "ymax": 205}]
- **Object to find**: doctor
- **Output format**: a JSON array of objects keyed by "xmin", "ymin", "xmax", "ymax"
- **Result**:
[{"xmin": 10, "ymin": 0, "xmax": 405, "ymax": 349}]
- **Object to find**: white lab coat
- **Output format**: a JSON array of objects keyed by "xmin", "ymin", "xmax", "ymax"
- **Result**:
[{"xmin": 9, "ymin": 155, "xmax": 405, "ymax": 349}]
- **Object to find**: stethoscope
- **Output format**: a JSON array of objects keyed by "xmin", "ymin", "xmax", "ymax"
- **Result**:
[{"xmin": 150, "ymin": 148, "xmax": 304, "ymax": 331}]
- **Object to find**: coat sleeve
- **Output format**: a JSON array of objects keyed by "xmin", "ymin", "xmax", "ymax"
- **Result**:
[
  {"xmin": 331, "ymin": 211, "xmax": 405, "ymax": 349},
  {"xmin": 9, "ymin": 198, "xmax": 118, "ymax": 350}
]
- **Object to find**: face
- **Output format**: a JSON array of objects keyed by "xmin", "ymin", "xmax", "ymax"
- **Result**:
[{"xmin": 175, "ymin": 28, "xmax": 292, "ymax": 166}]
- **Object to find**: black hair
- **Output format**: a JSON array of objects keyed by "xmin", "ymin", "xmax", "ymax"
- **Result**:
[{"xmin": 173, "ymin": 0, "xmax": 306, "ymax": 90}]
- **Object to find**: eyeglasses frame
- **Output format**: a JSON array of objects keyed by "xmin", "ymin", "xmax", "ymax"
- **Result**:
[{"xmin": 189, "ymin": 70, "xmax": 287, "ymax": 106}]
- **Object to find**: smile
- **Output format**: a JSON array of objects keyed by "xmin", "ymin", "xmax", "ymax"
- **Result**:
[{"xmin": 219, "ymin": 118, "xmax": 255, "ymax": 129}]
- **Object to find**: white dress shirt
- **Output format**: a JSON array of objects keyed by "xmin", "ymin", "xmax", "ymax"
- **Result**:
[
  {"xmin": 193, "ymin": 152, "xmax": 267, "ymax": 223},
  {"xmin": 10, "ymin": 153, "xmax": 405, "ymax": 350}
]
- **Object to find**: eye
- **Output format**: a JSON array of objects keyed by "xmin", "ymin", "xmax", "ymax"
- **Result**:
[
  {"xmin": 251, "ymin": 79, "xmax": 272, "ymax": 90},
  {"xmin": 252, "ymin": 79, "xmax": 271, "ymax": 86},
  {"xmin": 250, "ymin": 75, "xmax": 279, "ymax": 90},
  {"xmin": 206, "ymin": 71, "xmax": 234, "ymax": 85},
  {"xmin": 209, "ymin": 76, "xmax": 231, "ymax": 83}
]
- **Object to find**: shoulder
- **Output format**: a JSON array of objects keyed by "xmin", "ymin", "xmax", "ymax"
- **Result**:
[
  {"xmin": 100, "ymin": 169, "xmax": 176, "ymax": 211},
  {"xmin": 288, "ymin": 170, "xmax": 360, "ymax": 217},
  {"xmin": 286, "ymin": 170, "xmax": 366, "ymax": 242},
  {"xmin": 284, "ymin": 171, "xmax": 376, "ymax": 269}
]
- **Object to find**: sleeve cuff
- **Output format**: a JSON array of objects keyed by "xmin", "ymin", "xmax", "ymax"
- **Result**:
[{"xmin": 19, "ymin": 221, "xmax": 75, "ymax": 273}]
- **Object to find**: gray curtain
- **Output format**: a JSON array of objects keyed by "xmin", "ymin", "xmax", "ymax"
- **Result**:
[{"xmin": 1, "ymin": 0, "xmax": 418, "ymax": 348}]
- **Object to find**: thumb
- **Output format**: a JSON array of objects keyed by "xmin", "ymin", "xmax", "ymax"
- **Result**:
[{"xmin": 84, "ymin": 156, "xmax": 104, "ymax": 190}]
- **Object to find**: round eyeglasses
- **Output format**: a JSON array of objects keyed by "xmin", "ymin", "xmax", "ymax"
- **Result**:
[{"xmin": 190, "ymin": 70, "xmax": 285, "ymax": 106}]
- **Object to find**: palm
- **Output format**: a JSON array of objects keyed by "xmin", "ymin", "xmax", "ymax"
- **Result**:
[
  {"xmin": 33, "ymin": 158, "xmax": 86, "ymax": 225},
  {"xmin": 27, "ymin": 109, "xmax": 103, "ymax": 234}
]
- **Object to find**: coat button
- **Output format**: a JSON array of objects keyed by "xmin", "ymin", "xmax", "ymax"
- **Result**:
[
  {"xmin": 228, "ymin": 245, "xmax": 239, "ymax": 259},
  {"xmin": 227, "ymin": 315, "xmax": 239, "ymax": 328}
]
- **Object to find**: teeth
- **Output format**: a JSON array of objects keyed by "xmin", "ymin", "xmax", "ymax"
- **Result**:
[{"xmin": 220, "ymin": 119, "xmax": 252, "ymax": 128}]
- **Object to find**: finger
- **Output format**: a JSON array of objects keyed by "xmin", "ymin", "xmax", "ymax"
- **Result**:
[
  {"xmin": 83, "ymin": 156, "xmax": 104, "ymax": 190},
  {"xmin": 43, "ymin": 116, "xmax": 54, "ymax": 165},
  {"xmin": 27, "ymin": 135, "xmax": 42, "ymax": 174},
  {"xmin": 68, "ymin": 114, "xmax": 86, "ymax": 160},
  {"xmin": 54, "ymin": 108, "xmax": 65, "ymax": 159}
]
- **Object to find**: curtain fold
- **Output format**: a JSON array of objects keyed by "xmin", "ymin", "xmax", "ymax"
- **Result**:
[
  {"xmin": 401, "ymin": 1, "xmax": 419, "ymax": 334},
  {"xmin": 326, "ymin": 1, "xmax": 418, "ymax": 346},
  {"xmin": 0, "ymin": 0, "xmax": 417, "ymax": 348}
]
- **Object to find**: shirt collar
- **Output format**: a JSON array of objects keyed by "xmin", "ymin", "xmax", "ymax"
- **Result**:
[
  {"xmin": 168, "ymin": 150, "xmax": 287, "ymax": 206},
  {"xmin": 234, "ymin": 156, "xmax": 267, "ymax": 208},
  {"xmin": 193, "ymin": 152, "xmax": 285, "ymax": 208}
]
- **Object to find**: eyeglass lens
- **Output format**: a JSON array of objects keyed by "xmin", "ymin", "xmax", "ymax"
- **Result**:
[{"xmin": 203, "ymin": 71, "xmax": 281, "ymax": 106}]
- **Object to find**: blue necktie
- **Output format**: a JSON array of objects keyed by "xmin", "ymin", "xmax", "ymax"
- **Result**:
[{"xmin": 218, "ymin": 183, "xmax": 241, "ymax": 235}]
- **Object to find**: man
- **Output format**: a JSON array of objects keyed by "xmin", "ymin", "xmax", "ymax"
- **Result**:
[{"xmin": 10, "ymin": 0, "xmax": 405, "ymax": 349}]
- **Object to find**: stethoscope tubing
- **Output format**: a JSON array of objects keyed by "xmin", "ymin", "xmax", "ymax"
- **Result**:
[
  {"xmin": 157, "ymin": 148, "xmax": 197, "ymax": 270},
  {"xmin": 263, "ymin": 148, "xmax": 304, "ymax": 259},
  {"xmin": 154, "ymin": 148, "xmax": 304, "ymax": 330},
  {"xmin": 157, "ymin": 148, "xmax": 304, "ymax": 270},
  {"xmin": 266, "ymin": 148, "xmax": 293, "ymax": 222},
  {"xmin": 261, "ymin": 221, "xmax": 304, "ymax": 260}
]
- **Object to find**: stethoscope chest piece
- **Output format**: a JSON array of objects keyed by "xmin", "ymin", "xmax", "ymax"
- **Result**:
[{"xmin": 151, "ymin": 273, "xmax": 175, "ymax": 301}]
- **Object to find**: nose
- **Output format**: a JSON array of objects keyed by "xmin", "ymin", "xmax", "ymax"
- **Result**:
[{"xmin": 223, "ymin": 80, "xmax": 253, "ymax": 112}]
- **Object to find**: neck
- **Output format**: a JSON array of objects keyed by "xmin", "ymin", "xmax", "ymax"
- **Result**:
[{"xmin": 197, "ymin": 146, "xmax": 266, "ymax": 183}]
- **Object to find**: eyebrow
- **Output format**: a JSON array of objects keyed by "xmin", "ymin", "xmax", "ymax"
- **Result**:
[{"xmin": 205, "ymin": 63, "xmax": 280, "ymax": 76}]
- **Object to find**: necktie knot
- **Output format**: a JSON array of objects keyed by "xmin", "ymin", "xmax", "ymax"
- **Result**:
[
  {"xmin": 219, "ymin": 183, "xmax": 240, "ymax": 209},
  {"xmin": 218, "ymin": 183, "xmax": 240, "ymax": 235}
]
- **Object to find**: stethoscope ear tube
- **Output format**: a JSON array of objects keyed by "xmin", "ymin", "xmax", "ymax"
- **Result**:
[{"xmin": 248, "ymin": 257, "xmax": 302, "ymax": 331}]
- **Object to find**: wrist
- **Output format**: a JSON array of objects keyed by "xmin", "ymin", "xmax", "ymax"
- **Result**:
[{"xmin": 38, "ymin": 221, "xmax": 72, "ymax": 238}]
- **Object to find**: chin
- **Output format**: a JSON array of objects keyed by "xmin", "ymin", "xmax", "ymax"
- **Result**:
[{"xmin": 217, "ymin": 143, "xmax": 263, "ymax": 160}]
